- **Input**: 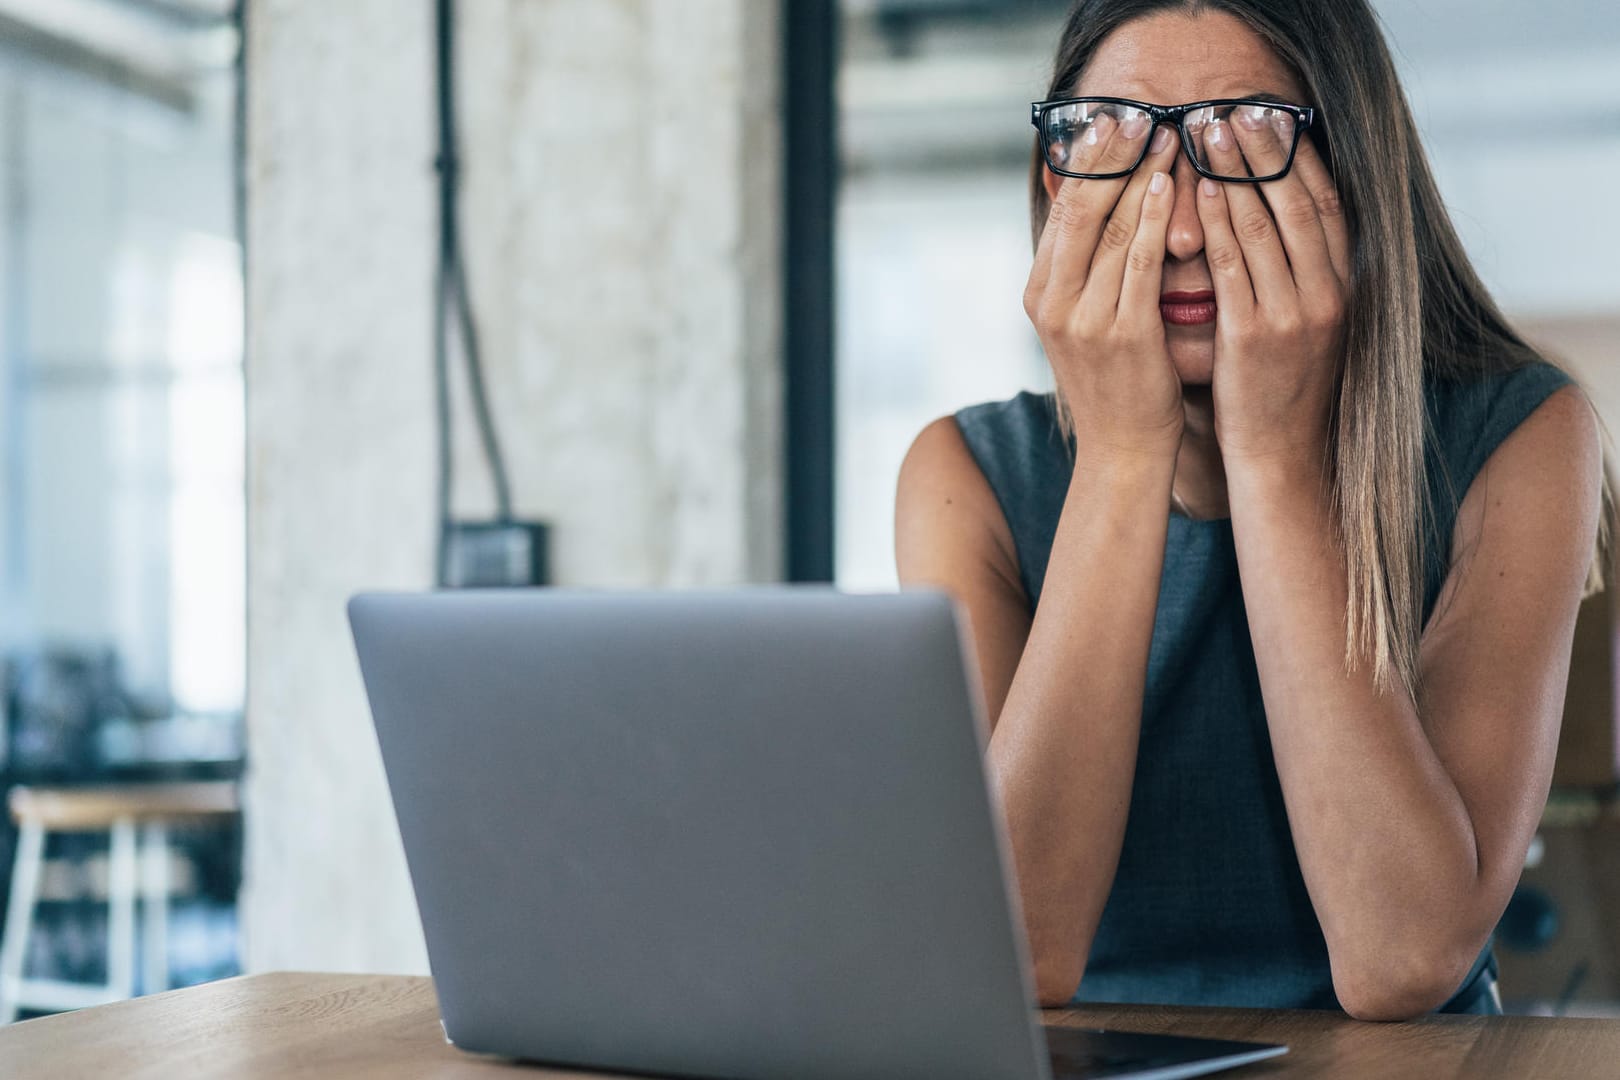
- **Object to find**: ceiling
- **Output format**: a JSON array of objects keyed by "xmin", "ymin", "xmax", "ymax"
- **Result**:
[{"xmin": 0, "ymin": 0, "xmax": 235, "ymax": 110}]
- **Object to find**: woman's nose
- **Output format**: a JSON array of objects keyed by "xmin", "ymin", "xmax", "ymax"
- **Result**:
[{"xmin": 1165, "ymin": 152, "xmax": 1205, "ymax": 263}]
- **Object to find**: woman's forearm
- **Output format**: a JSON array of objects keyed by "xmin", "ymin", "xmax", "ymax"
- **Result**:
[
  {"xmin": 1225, "ymin": 452, "xmax": 1484, "ymax": 1017},
  {"xmin": 988, "ymin": 447, "xmax": 1177, "ymax": 1004}
]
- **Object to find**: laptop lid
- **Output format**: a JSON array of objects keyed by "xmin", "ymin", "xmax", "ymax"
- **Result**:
[{"xmin": 349, "ymin": 585, "xmax": 1052, "ymax": 1080}]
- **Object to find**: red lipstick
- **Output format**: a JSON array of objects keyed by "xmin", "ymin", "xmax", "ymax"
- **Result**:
[{"xmin": 1160, "ymin": 290, "xmax": 1216, "ymax": 326}]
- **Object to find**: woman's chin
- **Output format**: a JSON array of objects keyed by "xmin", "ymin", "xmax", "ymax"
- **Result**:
[{"xmin": 1169, "ymin": 343, "xmax": 1214, "ymax": 386}]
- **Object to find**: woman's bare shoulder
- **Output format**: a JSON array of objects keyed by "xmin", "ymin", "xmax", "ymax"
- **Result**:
[
  {"xmin": 1444, "ymin": 382, "xmax": 1601, "ymax": 566},
  {"xmin": 896, "ymin": 415, "xmax": 1032, "ymax": 726},
  {"xmin": 1428, "ymin": 384, "xmax": 1602, "ymax": 644},
  {"xmin": 895, "ymin": 415, "xmax": 1023, "ymax": 603}
]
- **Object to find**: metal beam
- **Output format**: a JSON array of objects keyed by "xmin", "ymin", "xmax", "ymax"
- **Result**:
[{"xmin": 783, "ymin": 0, "xmax": 839, "ymax": 583}]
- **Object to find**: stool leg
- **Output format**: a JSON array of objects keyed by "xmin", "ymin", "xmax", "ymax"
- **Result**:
[
  {"xmin": 106, "ymin": 818, "xmax": 137, "ymax": 1001},
  {"xmin": 0, "ymin": 821, "xmax": 45, "ymax": 1024},
  {"xmin": 139, "ymin": 821, "xmax": 169, "ymax": 995}
]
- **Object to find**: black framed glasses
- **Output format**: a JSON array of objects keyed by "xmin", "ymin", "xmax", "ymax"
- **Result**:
[{"xmin": 1030, "ymin": 97, "xmax": 1316, "ymax": 183}]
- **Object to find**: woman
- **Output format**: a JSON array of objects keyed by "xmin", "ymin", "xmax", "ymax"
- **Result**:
[{"xmin": 894, "ymin": 0, "xmax": 1613, "ymax": 1021}]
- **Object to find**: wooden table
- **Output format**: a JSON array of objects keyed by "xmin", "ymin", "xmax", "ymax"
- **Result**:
[{"xmin": 2, "ymin": 972, "xmax": 1618, "ymax": 1079}]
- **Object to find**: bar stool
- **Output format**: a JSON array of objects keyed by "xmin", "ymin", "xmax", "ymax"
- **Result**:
[{"xmin": 0, "ymin": 782, "xmax": 239, "ymax": 1022}]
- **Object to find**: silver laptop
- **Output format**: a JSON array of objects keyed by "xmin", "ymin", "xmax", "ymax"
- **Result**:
[{"xmin": 349, "ymin": 586, "xmax": 1287, "ymax": 1080}]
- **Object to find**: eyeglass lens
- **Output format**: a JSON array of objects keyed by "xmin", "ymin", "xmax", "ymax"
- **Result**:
[{"xmin": 1042, "ymin": 101, "xmax": 1299, "ymax": 179}]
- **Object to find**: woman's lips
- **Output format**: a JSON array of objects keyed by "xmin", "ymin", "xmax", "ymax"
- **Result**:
[{"xmin": 1160, "ymin": 290, "xmax": 1216, "ymax": 326}]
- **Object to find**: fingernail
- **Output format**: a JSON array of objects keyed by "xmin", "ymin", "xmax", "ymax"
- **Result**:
[
  {"xmin": 1083, "ymin": 124, "xmax": 1100, "ymax": 146},
  {"xmin": 1200, "ymin": 178, "xmax": 1219, "ymax": 198},
  {"xmin": 1208, "ymin": 120, "xmax": 1227, "ymax": 149},
  {"xmin": 1150, "ymin": 126, "xmax": 1173, "ymax": 153},
  {"xmin": 1149, "ymin": 171, "xmax": 1166, "ymax": 195}
]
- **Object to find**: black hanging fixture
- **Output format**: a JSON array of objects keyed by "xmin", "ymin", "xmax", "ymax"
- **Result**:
[{"xmin": 433, "ymin": 0, "xmax": 550, "ymax": 588}]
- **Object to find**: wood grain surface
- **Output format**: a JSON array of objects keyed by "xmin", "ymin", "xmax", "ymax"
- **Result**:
[{"xmin": 2, "ymin": 972, "xmax": 1618, "ymax": 1079}]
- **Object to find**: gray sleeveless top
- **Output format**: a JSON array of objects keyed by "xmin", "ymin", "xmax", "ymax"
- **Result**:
[{"xmin": 953, "ymin": 362, "xmax": 1573, "ymax": 1014}]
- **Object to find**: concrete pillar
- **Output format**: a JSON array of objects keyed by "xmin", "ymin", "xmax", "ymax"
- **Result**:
[{"xmin": 244, "ymin": 0, "xmax": 781, "ymax": 973}]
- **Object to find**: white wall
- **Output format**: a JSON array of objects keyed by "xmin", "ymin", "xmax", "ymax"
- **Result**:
[{"xmin": 244, "ymin": 0, "xmax": 782, "ymax": 974}]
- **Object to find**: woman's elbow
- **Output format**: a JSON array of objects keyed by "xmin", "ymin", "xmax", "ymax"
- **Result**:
[
  {"xmin": 1031, "ymin": 953, "xmax": 1082, "ymax": 1008},
  {"xmin": 1331, "ymin": 945, "xmax": 1476, "ymax": 1022}
]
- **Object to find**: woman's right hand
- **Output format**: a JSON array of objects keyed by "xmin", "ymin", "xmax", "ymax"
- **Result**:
[{"xmin": 1023, "ymin": 117, "xmax": 1184, "ymax": 461}]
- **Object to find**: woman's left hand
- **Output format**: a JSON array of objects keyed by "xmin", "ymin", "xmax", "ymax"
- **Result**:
[{"xmin": 1195, "ymin": 114, "xmax": 1352, "ymax": 469}]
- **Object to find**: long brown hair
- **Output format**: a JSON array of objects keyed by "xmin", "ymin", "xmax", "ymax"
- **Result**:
[{"xmin": 1032, "ymin": 0, "xmax": 1615, "ymax": 701}]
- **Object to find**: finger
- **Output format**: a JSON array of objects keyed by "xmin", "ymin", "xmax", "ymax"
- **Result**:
[
  {"xmin": 1230, "ymin": 105, "xmax": 1338, "ymax": 297},
  {"xmin": 1223, "ymin": 104, "xmax": 1295, "ymax": 182},
  {"xmin": 1080, "ymin": 125, "xmax": 1181, "ymax": 309},
  {"xmin": 1201, "ymin": 118, "xmax": 1293, "ymax": 309},
  {"xmin": 1289, "ymin": 133, "xmax": 1352, "ymax": 286},
  {"xmin": 1027, "ymin": 111, "xmax": 1125, "ymax": 304},
  {"xmin": 1025, "ymin": 177, "xmax": 1066, "ymax": 306},
  {"xmin": 1039, "ymin": 109, "xmax": 1155, "ymax": 304},
  {"xmin": 1037, "ymin": 109, "xmax": 1121, "ymax": 302},
  {"xmin": 1195, "ymin": 175, "xmax": 1255, "ymax": 316},
  {"xmin": 1117, "ymin": 167, "xmax": 1175, "ymax": 323},
  {"xmin": 1027, "ymin": 162, "xmax": 1105, "ymax": 311},
  {"xmin": 1069, "ymin": 107, "xmax": 1123, "ymax": 174}
]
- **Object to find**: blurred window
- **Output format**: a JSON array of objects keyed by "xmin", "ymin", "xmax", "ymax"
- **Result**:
[{"xmin": 0, "ymin": 5, "xmax": 242, "ymax": 735}]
